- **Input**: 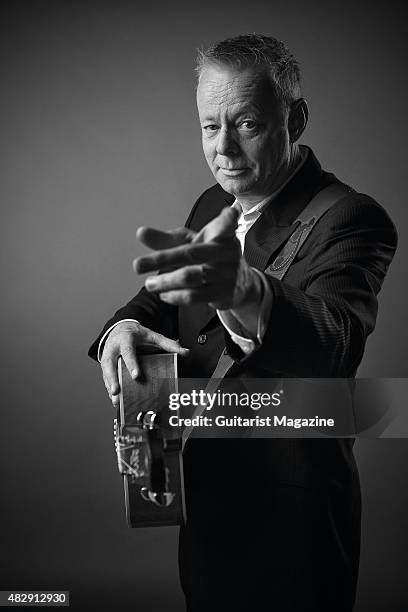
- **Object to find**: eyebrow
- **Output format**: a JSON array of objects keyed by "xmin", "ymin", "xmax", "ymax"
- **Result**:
[{"xmin": 200, "ymin": 103, "xmax": 263, "ymax": 122}]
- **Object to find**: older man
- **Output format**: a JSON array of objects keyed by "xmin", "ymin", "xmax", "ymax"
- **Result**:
[{"xmin": 89, "ymin": 35, "xmax": 397, "ymax": 611}]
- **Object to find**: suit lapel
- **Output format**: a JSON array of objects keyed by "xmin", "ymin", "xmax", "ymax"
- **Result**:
[
  {"xmin": 244, "ymin": 223, "xmax": 297, "ymax": 271},
  {"xmin": 244, "ymin": 146, "xmax": 329, "ymax": 271},
  {"xmin": 198, "ymin": 146, "xmax": 331, "ymax": 332},
  {"xmin": 223, "ymin": 191, "xmax": 299, "ymax": 272}
]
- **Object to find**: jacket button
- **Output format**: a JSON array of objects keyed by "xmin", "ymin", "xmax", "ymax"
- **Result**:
[{"xmin": 197, "ymin": 334, "xmax": 207, "ymax": 345}]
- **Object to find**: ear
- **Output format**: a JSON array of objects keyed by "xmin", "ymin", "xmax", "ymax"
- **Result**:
[{"xmin": 288, "ymin": 98, "xmax": 308, "ymax": 143}]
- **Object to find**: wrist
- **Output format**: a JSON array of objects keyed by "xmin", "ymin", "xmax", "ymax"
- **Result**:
[
  {"xmin": 110, "ymin": 320, "xmax": 141, "ymax": 335},
  {"xmin": 97, "ymin": 318, "xmax": 140, "ymax": 362}
]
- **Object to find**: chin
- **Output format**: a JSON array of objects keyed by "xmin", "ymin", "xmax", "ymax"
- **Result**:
[{"xmin": 217, "ymin": 174, "xmax": 256, "ymax": 195}]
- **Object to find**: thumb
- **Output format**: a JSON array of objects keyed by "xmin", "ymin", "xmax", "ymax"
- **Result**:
[{"xmin": 195, "ymin": 206, "xmax": 240, "ymax": 243}]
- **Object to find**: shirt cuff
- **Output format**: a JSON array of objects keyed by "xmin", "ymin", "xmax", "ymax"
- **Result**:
[
  {"xmin": 217, "ymin": 269, "xmax": 273, "ymax": 356},
  {"xmin": 97, "ymin": 319, "xmax": 139, "ymax": 362}
]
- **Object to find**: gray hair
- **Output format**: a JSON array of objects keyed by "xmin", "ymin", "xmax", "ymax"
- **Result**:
[{"xmin": 195, "ymin": 34, "xmax": 302, "ymax": 111}]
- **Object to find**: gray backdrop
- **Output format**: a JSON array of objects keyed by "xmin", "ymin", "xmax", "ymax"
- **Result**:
[{"xmin": 1, "ymin": 1, "xmax": 407, "ymax": 610}]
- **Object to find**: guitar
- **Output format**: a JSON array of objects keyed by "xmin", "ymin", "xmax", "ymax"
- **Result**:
[{"xmin": 114, "ymin": 352, "xmax": 186, "ymax": 528}]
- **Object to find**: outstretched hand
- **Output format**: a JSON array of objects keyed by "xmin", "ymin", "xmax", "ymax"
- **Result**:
[{"xmin": 133, "ymin": 205, "xmax": 259, "ymax": 310}]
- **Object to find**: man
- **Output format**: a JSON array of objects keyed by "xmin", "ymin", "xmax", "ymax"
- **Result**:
[{"xmin": 89, "ymin": 35, "xmax": 397, "ymax": 611}]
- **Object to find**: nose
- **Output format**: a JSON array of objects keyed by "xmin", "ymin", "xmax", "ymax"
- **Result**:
[{"xmin": 215, "ymin": 127, "xmax": 239, "ymax": 156}]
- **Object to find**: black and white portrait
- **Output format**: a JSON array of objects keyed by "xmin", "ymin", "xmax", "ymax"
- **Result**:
[{"xmin": 2, "ymin": 2, "xmax": 407, "ymax": 611}]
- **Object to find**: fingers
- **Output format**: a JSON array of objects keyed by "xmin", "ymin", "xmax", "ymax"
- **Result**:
[
  {"xmin": 136, "ymin": 226, "xmax": 195, "ymax": 250},
  {"xmin": 153, "ymin": 259, "xmax": 241, "ymax": 306},
  {"xmin": 144, "ymin": 265, "xmax": 208, "ymax": 293},
  {"xmin": 133, "ymin": 242, "xmax": 220, "ymax": 274},
  {"xmin": 142, "ymin": 328, "xmax": 190, "ymax": 355},
  {"xmin": 101, "ymin": 354, "xmax": 121, "ymax": 407},
  {"xmin": 130, "ymin": 205, "xmax": 242, "ymax": 314},
  {"xmin": 159, "ymin": 285, "xmax": 230, "ymax": 306},
  {"xmin": 121, "ymin": 343, "xmax": 141, "ymax": 381},
  {"xmin": 134, "ymin": 207, "xmax": 239, "ymax": 275},
  {"xmin": 195, "ymin": 206, "xmax": 239, "ymax": 242}
]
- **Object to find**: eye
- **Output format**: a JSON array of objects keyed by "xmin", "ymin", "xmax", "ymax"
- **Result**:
[
  {"xmin": 239, "ymin": 119, "xmax": 258, "ymax": 131},
  {"xmin": 202, "ymin": 124, "xmax": 219, "ymax": 133}
]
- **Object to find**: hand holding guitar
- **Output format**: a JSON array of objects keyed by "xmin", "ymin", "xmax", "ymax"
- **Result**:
[{"xmin": 100, "ymin": 321, "xmax": 189, "ymax": 407}]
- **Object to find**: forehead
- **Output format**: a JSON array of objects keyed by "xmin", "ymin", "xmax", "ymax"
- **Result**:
[{"xmin": 196, "ymin": 64, "xmax": 278, "ymax": 115}]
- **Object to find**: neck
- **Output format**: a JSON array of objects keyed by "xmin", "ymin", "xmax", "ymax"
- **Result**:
[{"xmin": 236, "ymin": 144, "xmax": 302, "ymax": 213}]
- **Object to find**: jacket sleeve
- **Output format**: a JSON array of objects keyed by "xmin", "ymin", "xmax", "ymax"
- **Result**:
[
  {"xmin": 226, "ymin": 195, "xmax": 398, "ymax": 377},
  {"xmin": 87, "ymin": 191, "xmax": 207, "ymax": 361}
]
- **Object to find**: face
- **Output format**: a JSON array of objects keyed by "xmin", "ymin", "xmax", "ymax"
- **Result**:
[{"xmin": 197, "ymin": 64, "xmax": 293, "ymax": 206}]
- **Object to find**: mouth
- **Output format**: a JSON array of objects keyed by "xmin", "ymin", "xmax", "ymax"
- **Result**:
[{"xmin": 219, "ymin": 168, "xmax": 248, "ymax": 177}]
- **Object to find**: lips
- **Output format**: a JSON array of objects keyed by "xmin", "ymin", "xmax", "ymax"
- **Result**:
[{"xmin": 220, "ymin": 168, "xmax": 248, "ymax": 176}]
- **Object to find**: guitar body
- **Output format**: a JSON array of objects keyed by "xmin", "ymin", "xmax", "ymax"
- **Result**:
[{"xmin": 114, "ymin": 352, "xmax": 186, "ymax": 528}]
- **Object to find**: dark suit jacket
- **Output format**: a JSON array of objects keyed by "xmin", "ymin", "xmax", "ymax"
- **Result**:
[{"xmin": 89, "ymin": 147, "xmax": 397, "ymax": 611}]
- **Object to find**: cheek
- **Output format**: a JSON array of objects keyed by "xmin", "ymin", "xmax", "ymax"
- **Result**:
[
  {"xmin": 245, "ymin": 144, "xmax": 269, "ymax": 172},
  {"xmin": 242, "ymin": 135, "xmax": 269, "ymax": 160},
  {"xmin": 202, "ymin": 140, "xmax": 216, "ymax": 163},
  {"xmin": 251, "ymin": 136, "xmax": 284, "ymax": 173}
]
